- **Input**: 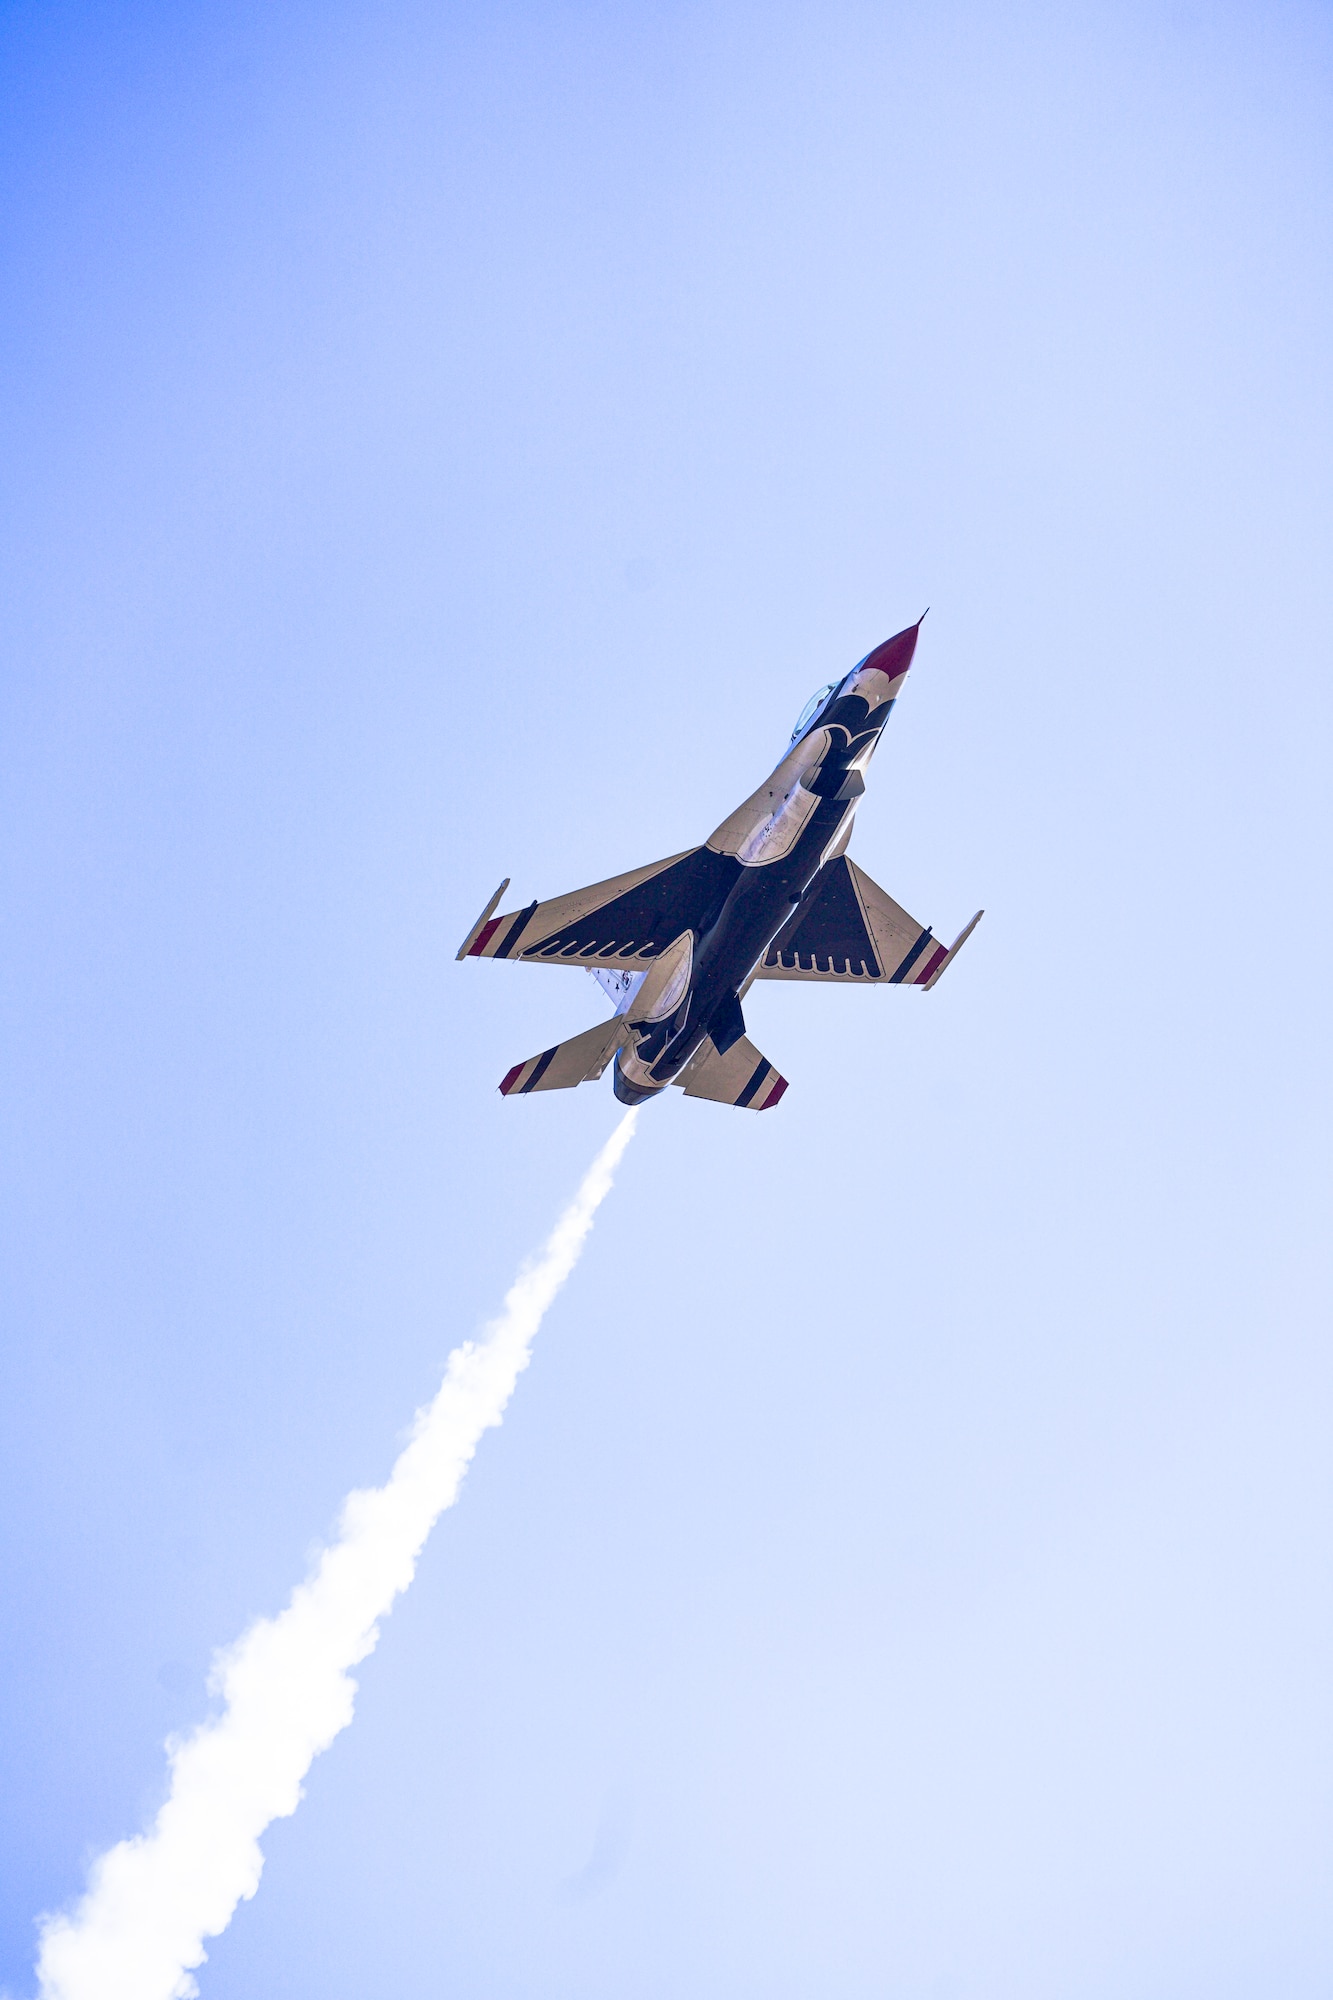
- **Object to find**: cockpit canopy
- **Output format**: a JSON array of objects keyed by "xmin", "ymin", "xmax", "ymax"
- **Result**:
[{"xmin": 789, "ymin": 681, "xmax": 839, "ymax": 744}]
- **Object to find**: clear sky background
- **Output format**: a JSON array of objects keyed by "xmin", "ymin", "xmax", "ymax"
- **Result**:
[{"xmin": 2, "ymin": 2, "xmax": 1331, "ymax": 1994}]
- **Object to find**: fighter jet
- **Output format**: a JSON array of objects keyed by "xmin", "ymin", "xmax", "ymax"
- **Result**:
[{"xmin": 457, "ymin": 619, "xmax": 981, "ymax": 1108}]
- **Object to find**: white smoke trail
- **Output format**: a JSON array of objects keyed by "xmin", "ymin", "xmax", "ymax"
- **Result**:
[{"xmin": 36, "ymin": 1110, "xmax": 638, "ymax": 2000}]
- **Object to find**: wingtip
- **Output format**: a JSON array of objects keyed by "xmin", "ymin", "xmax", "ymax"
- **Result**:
[
  {"xmin": 921, "ymin": 908, "xmax": 984, "ymax": 990},
  {"xmin": 457, "ymin": 876, "xmax": 511, "ymax": 959}
]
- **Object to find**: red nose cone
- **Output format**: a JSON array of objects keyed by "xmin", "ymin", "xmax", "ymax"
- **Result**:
[{"xmin": 858, "ymin": 621, "xmax": 921, "ymax": 681}]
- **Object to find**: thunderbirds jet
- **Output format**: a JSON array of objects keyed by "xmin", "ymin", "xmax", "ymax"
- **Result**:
[{"xmin": 458, "ymin": 619, "xmax": 981, "ymax": 1109}]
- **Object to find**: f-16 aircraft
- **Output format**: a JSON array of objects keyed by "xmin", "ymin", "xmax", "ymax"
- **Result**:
[{"xmin": 458, "ymin": 619, "xmax": 981, "ymax": 1109}]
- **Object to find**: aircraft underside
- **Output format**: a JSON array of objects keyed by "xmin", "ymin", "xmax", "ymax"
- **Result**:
[{"xmin": 458, "ymin": 620, "xmax": 981, "ymax": 1109}]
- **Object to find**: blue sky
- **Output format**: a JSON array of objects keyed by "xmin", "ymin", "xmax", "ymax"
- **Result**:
[{"xmin": 2, "ymin": 1, "xmax": 1331, "ymax": 1994}]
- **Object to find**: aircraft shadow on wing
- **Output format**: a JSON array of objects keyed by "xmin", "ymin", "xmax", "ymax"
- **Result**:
[{"xmin": 457, "ymin": 620, "xmax": 982, "ymax": 1109}]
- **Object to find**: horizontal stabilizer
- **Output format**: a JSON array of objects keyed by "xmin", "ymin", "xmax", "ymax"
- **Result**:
[
  {"xmin": 499, "ymin": 1018, "xmax": 624, "ymax": 1097},
  {"xmin": 675, "ymin": 1033, "xmax": 787, "ymax": 1110}
]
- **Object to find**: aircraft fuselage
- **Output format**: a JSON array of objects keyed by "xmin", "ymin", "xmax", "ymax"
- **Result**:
[{"xmin": 611, "ymin": 647, "xmax": 902, "ymax": 1104}]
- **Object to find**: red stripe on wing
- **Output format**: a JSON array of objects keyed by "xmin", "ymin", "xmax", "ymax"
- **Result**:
[{"xmin": 469, "ymin": 916, "xmax": 504, "ymax": 957}]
